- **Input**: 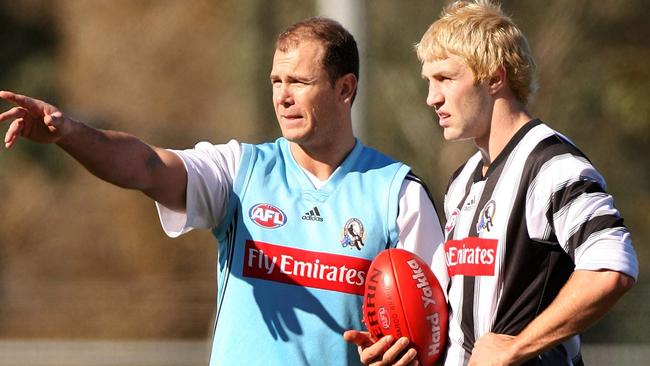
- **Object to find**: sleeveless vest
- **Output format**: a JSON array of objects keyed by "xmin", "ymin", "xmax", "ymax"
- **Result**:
[{"xmin": 209, "ymin": 138, "xmax": 410, "ymax": 365}]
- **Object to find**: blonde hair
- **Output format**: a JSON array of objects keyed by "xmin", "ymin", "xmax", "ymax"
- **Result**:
[{"xmin": 416, "ymin": 0, "xmax": 537, "ymax": 105}]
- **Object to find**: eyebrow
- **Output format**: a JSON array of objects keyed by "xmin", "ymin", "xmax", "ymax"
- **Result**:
[{"xmin": 269, "ymin": 72, "xmax": 318, "ymax": 83}]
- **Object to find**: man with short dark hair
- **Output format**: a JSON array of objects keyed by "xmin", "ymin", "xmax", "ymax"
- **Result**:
[{"xmin": 1, "ymin": 17, "xmax": 444, "ymax": 365}]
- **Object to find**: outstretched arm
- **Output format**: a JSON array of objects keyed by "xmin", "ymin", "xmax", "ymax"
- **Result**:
[
  {"xmin": 0, "ymin": 90, "xmax": 187, "ymax": 211},
  {"xmin": 469, "ymin": 269, "xmax": 634, "ymax": 366}
]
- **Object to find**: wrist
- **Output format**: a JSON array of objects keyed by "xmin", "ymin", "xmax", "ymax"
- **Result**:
[
  {"xmin": 506, "ymin": 334, "xmax": 537, "ymax": 365},
  {"xmin": 55, "ymin": 117, "xmax": 83, "ymax": 146}
]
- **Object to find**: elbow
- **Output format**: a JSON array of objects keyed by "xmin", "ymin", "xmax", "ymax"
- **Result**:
[
  {"xmin": 601, "ymin": 270, "xmax": 635, "ymax": 300},
  {"xmin": 616, "ymin": 272, "xmax": 635, "ymax": 293},
  {"xmin": 576, "ymin": 269, "xmax": 636, "ymax": 302}
]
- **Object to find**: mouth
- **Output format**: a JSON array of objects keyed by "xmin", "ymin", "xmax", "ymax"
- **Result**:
[
  {"xmin": 282, "ymin": 114, "xmax": 303, "ymax": 120},
  {"xmin": 279, "ymin": 113, "xmax": 305, "ymax": 127},
  {"xmin": 436, "ymin": 111, "xmax": 451, "ymax": 126}
]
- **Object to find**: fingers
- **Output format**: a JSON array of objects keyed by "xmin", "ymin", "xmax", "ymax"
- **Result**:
[
  {"xmin": 0, "ymin": 91, "xmax": 38, "ymax": 110},
  {"xmin": 44, "ymin": 111, "xmax": 64, "ymax": 128},
  {"xmin": 0, "ymin": 91, "xmax": 28, "ymax": 107},
  {"xmin": 344, "ymin": 331, "xmax": 419, "ymax": 366},
  {"xmin": 0, "ymin": 90, "xmax": 16, "ymax": 102},
  {"xmin": 343, "ymin": 330, "xmax": 374, "ymax": 348},
  {"xmin": 363, "ymin": 335, "xmax": 416, "ymax": 365},
  {"xmin": 4, "ymin": 118, "xmax": 24, "ymax": 149},
  {"xmin": 376, "ymin": 337, "xmax": 417, "ymax": 366},
  {"xmin": 396, "ymin": 349, "xmax": 418, "ymax": 366},
  {"xmin": 0, "ymin": 106, "xmax": 28, "ymax": 123},
  {"xmin": 356, "ymin": 334, "xmax": 393, "ymax": 364},
  {"xmin": 0, "ymin": 90, "xmax": 55, "ymax": 116},
  {"xmin": 1, "ymin": 92, "xmax": 69, "ymax": 148}
]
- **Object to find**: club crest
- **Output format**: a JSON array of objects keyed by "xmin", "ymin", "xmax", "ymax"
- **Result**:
[
  {"xmin": 341, "ymin": 218, "xmax": 365, "ymax": 250},
  {"xmin": 476, "ymin": 200, "xmax": 496, "ymax": 234}
]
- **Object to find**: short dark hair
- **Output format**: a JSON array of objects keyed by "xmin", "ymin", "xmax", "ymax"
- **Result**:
[{"xmin": 276, "ymin": 17, "xmax": 359, "ymax": 102}]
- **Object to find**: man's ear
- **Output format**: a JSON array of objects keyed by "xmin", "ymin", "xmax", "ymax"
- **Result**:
[
  {"xmin": 337, "ymin": 73, "xmax": 357, "ymax": 103},
  {"xmin": 488, "ymin": 65, "xmax": 507, "ymax": 95}
]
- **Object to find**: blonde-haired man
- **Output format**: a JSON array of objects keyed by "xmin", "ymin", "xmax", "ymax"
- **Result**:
[{"xmin": 345, "ymin": 1, "xmax": 637, "ymax": 365}]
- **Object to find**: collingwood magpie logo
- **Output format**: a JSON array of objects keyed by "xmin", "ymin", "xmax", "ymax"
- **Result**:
[
  {"xmin": 302, "ymin": 206, "xmax": 324, "ymax": 222},
  {"xmin": 341, "ymin": 218, "xmax": 365, "ymax": 250},
  {"xmin": 476, "ymin": 200, "xmax": 496, "ymax": 234}
]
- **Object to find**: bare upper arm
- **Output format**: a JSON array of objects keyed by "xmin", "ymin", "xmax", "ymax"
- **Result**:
[{"xmin": 142, "ymin": 147, "xmax": 188, "ymax": 212}]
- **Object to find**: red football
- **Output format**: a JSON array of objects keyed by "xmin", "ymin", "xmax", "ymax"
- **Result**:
[{"xmin": 363, "ymin": 248, "xmax": 448, "ymax": 366}]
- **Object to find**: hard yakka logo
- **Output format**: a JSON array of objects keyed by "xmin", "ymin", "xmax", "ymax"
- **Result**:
[
  {"xmin": 444, "ymin": 237, "xmax": 498, "ymax": 276},
  {"xmin": 243, "ymin": 240, "xmax": 371, "ymax": 295},
  {"xmin": 407, "ymin": 259, "xmax": 443, "ymax": 358}
]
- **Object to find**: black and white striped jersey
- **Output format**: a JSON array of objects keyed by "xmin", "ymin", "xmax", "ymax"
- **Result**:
[{"xmin": 440, "ymin": 119, "xmax": 638, "ymax": 366}]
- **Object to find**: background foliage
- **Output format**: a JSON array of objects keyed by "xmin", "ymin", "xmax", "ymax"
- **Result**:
[{"xmin": 0, "ymin": 0, "xmax": 647, "ymax": 343}]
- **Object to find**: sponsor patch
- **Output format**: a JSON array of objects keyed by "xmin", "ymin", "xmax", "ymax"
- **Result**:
[
  {"xmin": 248, "ymin": 203, "xmax": 287, "ymax": 229},
  {"xmin": 243, "ymin": 240, "xmax": 371, "ymax": 295},
  {"xmin": 444, "ymin": 237, "xmax": 498, "ymax": 276}
]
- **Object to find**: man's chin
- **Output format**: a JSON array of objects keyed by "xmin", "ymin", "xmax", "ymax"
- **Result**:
[
  {"xmin": 443, "ymin": 129, "xmax": 473, "ymax": 143},
  {"xmin": 282, "ymin": 133, "xmax": 302, "ymax": 142},
  {"xmin": 282, "ymin": 133, "xmax": 310, "ymax": 147},
  {"xmin": 443, "ymin": 130, "xmax": 461, "ymax": 142}
]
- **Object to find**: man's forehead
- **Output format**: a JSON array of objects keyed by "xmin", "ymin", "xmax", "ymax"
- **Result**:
[
  {"xmin": 275, "ymin": 39, "xmax": 324, "ymax": 57},
  {"xmin": 422, "ymin": 55, "xmax": 465, "ymax": 74},
  {"xmin": 272, "ymin": 40, "xmax": 325, "ymax": 68}
]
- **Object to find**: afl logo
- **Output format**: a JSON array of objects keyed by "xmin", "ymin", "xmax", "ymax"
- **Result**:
[
  {"xmin": 378, "ymin": 306, "xmax": 390, "ymax": 329},
  {"xmin": 377, "ymin": 306, "xmax": 390, "ymax": 329},
  {"xmin": 445, "ymin": 209, "xmax": 460, "ymax": 235},
  {"xmin": 249, "ymin": 203, "xmax": 287, "ymax": 229}
]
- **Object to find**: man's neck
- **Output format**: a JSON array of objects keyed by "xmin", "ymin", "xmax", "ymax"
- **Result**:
[
  {"xmin": 477, "ymin": 100, "xmax": 533, "ymax": 175},
  {"xmin": 289, "ymin": 135, "xmax": 356, "ymax": 181}
]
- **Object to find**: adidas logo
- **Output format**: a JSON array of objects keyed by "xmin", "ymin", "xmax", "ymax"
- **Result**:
[{"xmin": 302, "ymin": 206, "xmax": 324, "ymax": 222}]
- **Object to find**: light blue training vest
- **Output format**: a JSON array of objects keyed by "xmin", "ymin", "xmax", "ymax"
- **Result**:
[{"xmin": 209, "ymin": 138, "xmax": 410, "ymax": 365}]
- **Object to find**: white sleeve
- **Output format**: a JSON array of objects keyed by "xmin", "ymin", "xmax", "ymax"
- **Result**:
[
  {"xmin": 395, "ymin": 178, "xmax": 449, "ymax": 290},
  {"xmin": 155, "ymin": 139, "xmax": 242, "ymax": 238},
  {"xmin": 527, "ymin": 156, "xmax": 638, "ymax": 280}
]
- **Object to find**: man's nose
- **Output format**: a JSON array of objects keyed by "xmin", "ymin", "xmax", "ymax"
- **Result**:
[
  {"xmin": 274, "ymin": 83, "xmax": 294, "ymax": 106},
  {"xmin": 426, "ymin": 83, "xmax": 443, "ymax": 109}
]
